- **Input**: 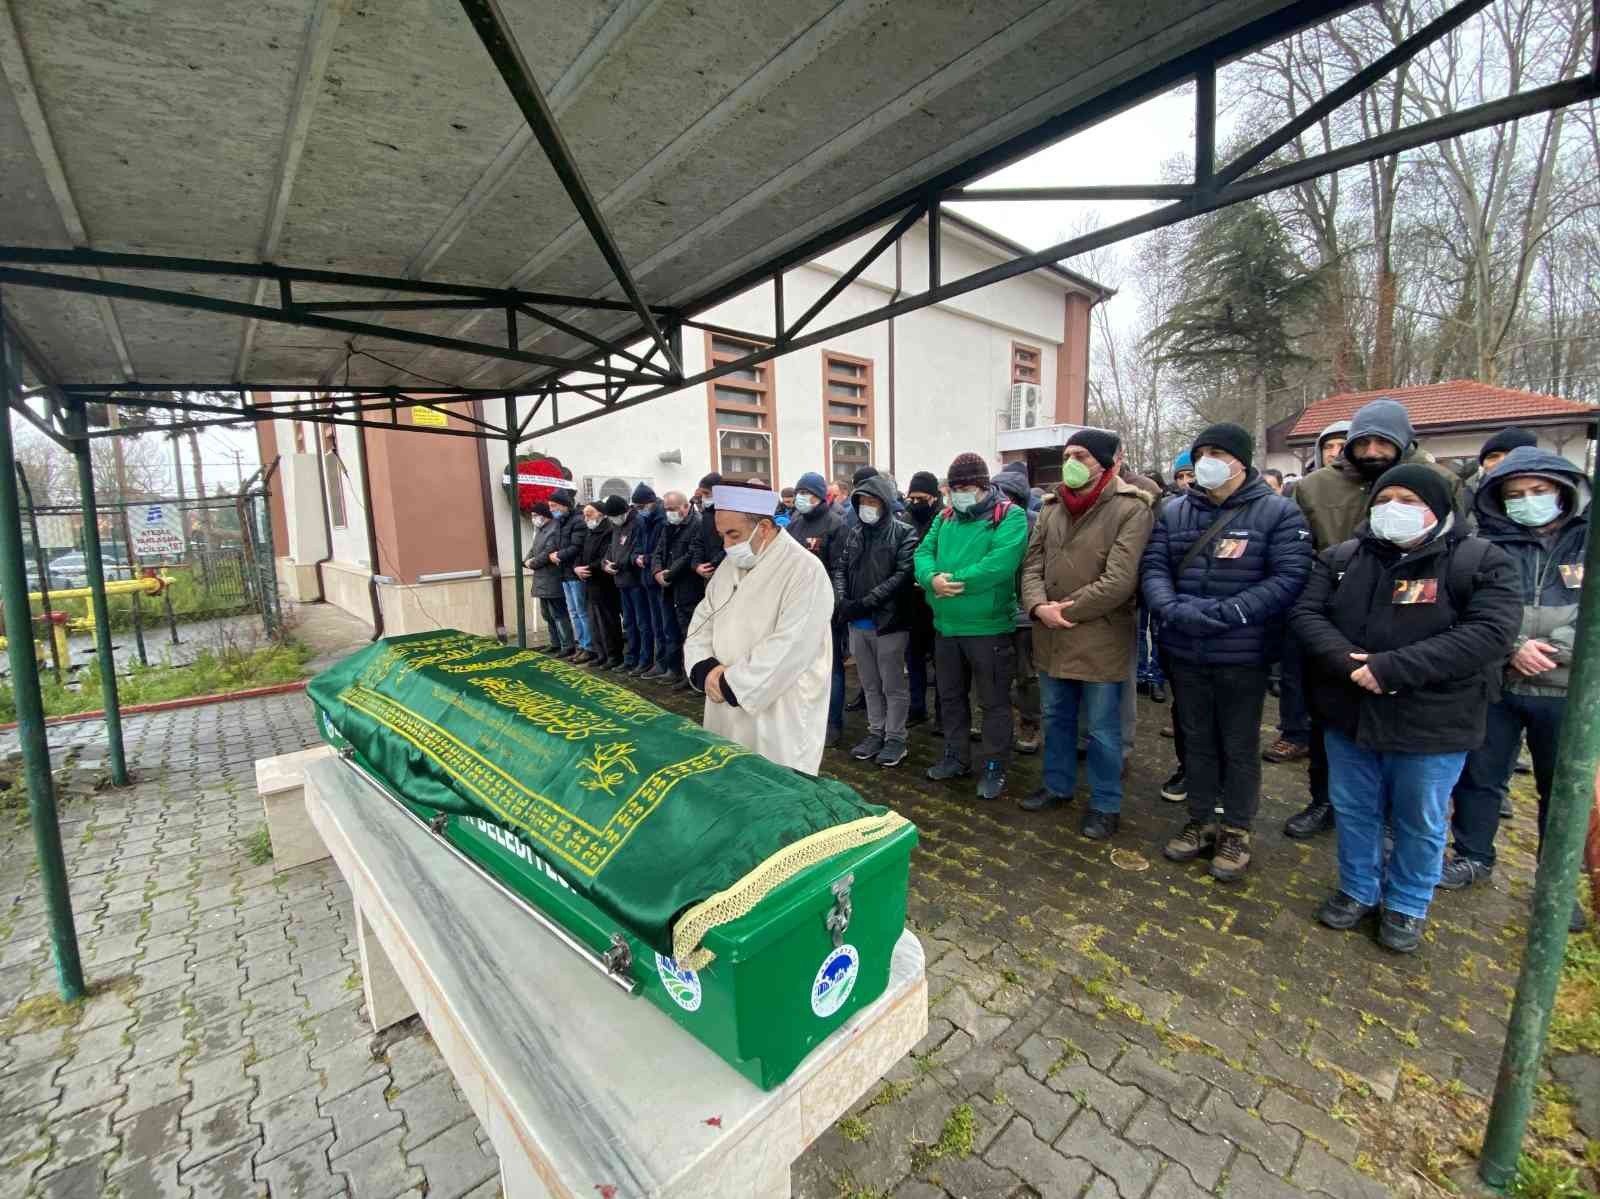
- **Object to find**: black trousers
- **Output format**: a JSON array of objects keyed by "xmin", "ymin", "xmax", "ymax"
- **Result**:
[
  {"xmin": 935, "ymin": 633, "xmax": 1014, "ymax": 768},
  {"xmin": 1169, "ymin": 661, "xmax": 1269, "ymax": 830},
  {"xmin": 587, "ymin": 587, "xmax": 624, "ymax": 663}
]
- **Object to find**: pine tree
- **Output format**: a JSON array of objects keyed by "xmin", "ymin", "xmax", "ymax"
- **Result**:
[{"xmin": 1145, "ymin": 202, "xmax": 1323, "ymax": 452}]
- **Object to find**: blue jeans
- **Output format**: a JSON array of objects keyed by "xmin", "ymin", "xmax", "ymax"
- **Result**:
[
  {"xmin": 647, "ymin": 583, "xmax": 678, "ymax": 669},
  {"xmin": 1452, "ymin": 692, "xmax": 1565, "ymax": 867},
  {"xmin": 561, "ymin": 579, "xmax": 592, "ymax": 651},
  {"xmin": 1136, "ymin": 604, "xmax": 1164, "ymax": 686},
  {"xmin": 1040, "ymin": 674, "xmax": 1123, "ymax": 813},
  {"xmin": 1324, "ymin": 728, "xmax": 1466, "ymax": 919},
  {"xmin": 619, "ymin": 586, "xmax": 654, "ymax": 668}
]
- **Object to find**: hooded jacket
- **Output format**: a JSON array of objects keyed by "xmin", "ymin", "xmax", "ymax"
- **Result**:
[
  {"xmin": 650, "ymin": 506, "xmax": 707, "ymax": 611},
  {"xmin": 1473, "ymin": 446, "xmax": 1591, "ymax": 696},
  {"xmin": 831, "ymin": 473, "xmax": 919, "ymax": 633},
  {"xmin": 1021, "ymin": 474, "xmax": 1155, "ymax": 682},
  {"xmin": 1139, "ymin": 472, "xmax": 1313, "ymax": 667},
  {"xmin": 1294, "ymin": 401, "xmax": 1462, "ymax": 551},
  {"xmin": 994, "ymin": 465, "xmax": 1038, "ymax": 629},
  {"xmin": 912, "ymin": 485, "xmax": 1030, "ymax": 637},
  {"xmin": 1289, "ymin": 519, "xmax": 1521, "ymax": 754},
  {"xmin": 1312, "ymin": 420, "xmax": 1350, "ymax": 471},
  {"xmin": 632, "ymin": 502, "xmax": 664, "ymax": 587}
]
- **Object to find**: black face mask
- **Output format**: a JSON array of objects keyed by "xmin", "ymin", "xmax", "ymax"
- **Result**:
[
  {"xmin": 1352, "ymin": 455, "xmax": 1394, "ymax": 482},
  {"xmin": 908, "ymin": 499, "xmax": 933, "ymax": 515}
]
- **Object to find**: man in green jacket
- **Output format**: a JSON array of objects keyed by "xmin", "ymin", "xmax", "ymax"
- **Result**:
[{"xmin": 915, "ymin": 451, "xmax": 1030, "ymax": 801}]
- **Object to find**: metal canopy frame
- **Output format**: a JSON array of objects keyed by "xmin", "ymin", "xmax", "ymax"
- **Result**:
[{"xmin": 2, "ymin": 0, "xmax": 1592, "ymax": 457}]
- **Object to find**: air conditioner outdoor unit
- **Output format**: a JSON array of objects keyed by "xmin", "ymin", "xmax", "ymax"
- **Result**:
[
  {"xmin": 1008, "ymin": 382, "xmax": 1043, "ymax": 429},
  {"xmin": 581, "ymin": 475, "xmax": 654, "ymax": 503}
]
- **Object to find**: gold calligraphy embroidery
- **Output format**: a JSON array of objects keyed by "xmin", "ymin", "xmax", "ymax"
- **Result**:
[{"xmin": 466, "ymin": 676, "xmax": 627, "ymax": 740}]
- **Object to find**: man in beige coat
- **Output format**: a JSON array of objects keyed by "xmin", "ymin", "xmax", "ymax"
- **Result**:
[{"xmin": 1019, "ymin": 429, "xmax": 1155, "ymax": 839}]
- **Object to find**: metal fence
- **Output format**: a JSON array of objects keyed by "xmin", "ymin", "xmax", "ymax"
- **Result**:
[{"xmin": 11, "ymin": 490, "xmax": 282, "ymax": 663}]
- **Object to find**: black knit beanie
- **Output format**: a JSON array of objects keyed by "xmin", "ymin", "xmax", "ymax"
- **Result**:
[
  {"xmin": 697, "ymin": 472, "xmax": 722, "ymax": 491},
  {"xmin": 1370, "ymin": 463, "xmax": 1453, "ymax": 522},
  {"xmin": 908, "ymin": 470, "xmax": 940, "ymax": 496},
  {"xmin": 602, "ymin": 494, "xmax": 628, "ymax": 517},
  {"xmin": 1064, "ymin": 428, "xmax": 1121, "ymax": 469},
  {"xmin": 1192, "ymin": 422, "xmax": 1253, "ymax": 469},
  {"xmin": 1478, "ymin": 427, "xmax": 1537, "ymax": 463}
]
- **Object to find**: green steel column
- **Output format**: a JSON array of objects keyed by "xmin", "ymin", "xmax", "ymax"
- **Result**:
[
  {"xmin": 1479, "ymin": 468, "xmax": 1600, "ymax": 1189},
  {"xmin": 505, "ymin": 394, "xmax": 526, "ymax": 648},
  {"xmin": 0, "ymin": 322, "xmax": 85, "ymax": 1000},
  {"xmin": 64, "ymin": 402, "xmax": 128, "ymax": 787}
]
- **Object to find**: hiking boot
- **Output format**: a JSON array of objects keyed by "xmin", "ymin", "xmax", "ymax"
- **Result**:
[
  {"xmin": 1263, "ymin": 738, "xmax": 1309, "ymax": 763},
  {"xmin": 875, "ymin": 739, "xmax": 908, "ymax": 768},
  {"xmin": 1437, "ymin": 858, "xmax": 1493, "ymax": 891},
  {"xmin": 976, "ymin": 761, "xmax": 1005, "ymax": 802},
  {"xmin": 851, "ymin": 734, "xmax": 885, "ymax": 761},
  {"xmin": 1378, "ymin": 909, "xmax": 1424, "ymax": 954},
  {"xmin": 1317, "ymin": 891, "xmax": 1377, "ymax": 930},
  {"xmin": 1210, "ymin": 827, "xmax": 1252, "ymax": 882},
  {"xmin": 1080, "ymin": 810, "xmax": 1119, "ymax": 840},
  {"xmin": 1160, "ymin": 770, "xmax": 1187, "ymax": 803},
  {"xmin": 925, "ymin": 754, "xmax": 969, "ymax": 782},
  {"xmin": 1283, "ymin": 799, "xmax": 1334, "ymax": 840},
  {"xmin": 1013, "ymin": 721, "xmax": 1041, "ymax": 755},
  {"xmin": 1018, "ymin": 787, "xmax": 1071, "ymax": 812},
  {"xmin": 1149, "ymin": 681, "xmax": 1167, "ymax": 704},
  {"xmin": 1499, "ymin": 794, "xmax": 1515, "ymax": 819},
  {"xmin": 1164, "ymin": 820, "xmax": 1215, "ymax": 862}
]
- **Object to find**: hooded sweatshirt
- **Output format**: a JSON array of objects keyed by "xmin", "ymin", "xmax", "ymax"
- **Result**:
[
  {"xmin": 1473, "ymin": 446, "xmax": 1591, "ymax": 696},
  {"xmin": 1313, "ymin": 419, "xmax": 1350, "ymax": 470},
  {"xmin": 1293, "ymin": 399, "xmax": 1462, "ymax": 551}
]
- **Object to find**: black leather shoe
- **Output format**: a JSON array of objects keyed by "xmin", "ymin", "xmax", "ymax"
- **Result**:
[
  {"xmin": 1378, "ymin": 908, "xmax": 1424, "ymax": 953},
  {"xmin": 1079, "ymin": 811, "xmax": 1119, "ymax": 840},
  {"xmin": 1283, "ymin": 799, "xmax": 1335, "ymax": 840},
  {"xmin": 846, "ymin": 691, "xmax": 867, "ymax": 712},
  {"xmin": 1018, "ymin": 788, "xmax": 1071, "ymax": 812},
  {"xmin": 1149, "ymin": 682, "xmax": 1167, "ymax": 704},
  {"xmin": 1317, "ymin": 891, "xmax": 1377, "ymax": 930}
]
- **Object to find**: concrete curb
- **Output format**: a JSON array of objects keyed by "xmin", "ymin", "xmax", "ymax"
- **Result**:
[{"xmin": 1, "ymin": 679, "xmax": 309, "ymax": 730}]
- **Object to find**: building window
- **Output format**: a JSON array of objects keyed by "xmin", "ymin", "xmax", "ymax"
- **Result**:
[
  {"xmin": 823, "ymin": 351, "xmax": 874, "ymax": 486},
  {"xmin": 1011, "ymin": 342, "xmax": 1041, "ymax": 384},
  {"xmin": 706, "ymin": 332, "xmax": 777, "ymax": 485},
  {"xmin": 322, "ymin": 429, "xmax": 347, "ymax": 529}
]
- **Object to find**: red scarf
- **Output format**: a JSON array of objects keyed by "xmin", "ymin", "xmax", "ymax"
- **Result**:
[{"xmin": 1057, "ymin": 468, "xmax": 1114, "ymax": 518}]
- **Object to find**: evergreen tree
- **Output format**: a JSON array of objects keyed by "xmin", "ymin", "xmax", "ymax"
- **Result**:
[{"xmin": 1145, "ymin": 202, "xmax": 1323, "ymax": 452}]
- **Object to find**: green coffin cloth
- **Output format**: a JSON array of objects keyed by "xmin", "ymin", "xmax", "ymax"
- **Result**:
[{"xmin": 307, "ymin": 631, "xmax": 905, "ymax": 966}]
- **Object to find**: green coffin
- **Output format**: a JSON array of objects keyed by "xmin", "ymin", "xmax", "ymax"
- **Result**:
[{"xmin": 307, "ymin": 631, "xmax": 917, "ymax": 1089}]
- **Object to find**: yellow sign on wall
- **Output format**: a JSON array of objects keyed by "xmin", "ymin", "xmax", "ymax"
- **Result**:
[{"xmin": 411, "ymin": 405, "xmax": 449, "ymax": 427}]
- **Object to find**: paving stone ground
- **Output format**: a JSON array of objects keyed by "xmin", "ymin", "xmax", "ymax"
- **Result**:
[{"xmin": 0, "ymin": 651, "xmax": 1590, "ymax": 1199}]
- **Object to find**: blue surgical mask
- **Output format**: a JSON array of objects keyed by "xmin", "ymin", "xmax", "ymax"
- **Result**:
[
  {"xmin": 950, "ymin": 489, "xmax": 980, "ymax": 514},
  {"xmin": 795, "ymin": 493, "xmax": 816, "ymax": 514},
  {"xmin": 1505, "ymin": 492, "xmax": 1561, "ymax": 528}
]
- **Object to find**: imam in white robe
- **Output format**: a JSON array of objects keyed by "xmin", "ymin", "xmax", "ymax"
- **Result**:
[{"xmin": 682, "ymin": 526, "xmax": 834, "ymax": 774}]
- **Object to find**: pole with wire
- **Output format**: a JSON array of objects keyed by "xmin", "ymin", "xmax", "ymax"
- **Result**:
[{"xmin": 505, "ymin": 390, "xmax": 526, "ymax": 648}]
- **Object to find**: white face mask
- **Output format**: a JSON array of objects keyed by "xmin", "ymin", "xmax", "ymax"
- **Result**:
[
  {"xmin": 859, "ymin": 504, "xmax": 882, "ymax": 525},
  {"xmin": 725, "ymin": 525, "xmax": 768, "ymax": 570},
  {"xmin": 1194, "ymin": 456, "xmax": 1235, "ymax": 490},
  {"xmin": 608, "ymin": 514, "xmax": 624, "ymax": 527},
  {"xmin": 1369, "ymin": 500, "xmax": 1431, "ymax": 544},
  {"xmin": 666, "ymin": 510, "xmax": 685, "ymax": 525},
  {"xmin": 794, "ymin": 493, "xmax": 816, "ymax": 514},
  {"xmin": 532, "ymin": 516, "xmax": 546, "ymax": 529},
  {"xmin": 585, "ymin": 517, "xmax": 600, "ymax": 530}
]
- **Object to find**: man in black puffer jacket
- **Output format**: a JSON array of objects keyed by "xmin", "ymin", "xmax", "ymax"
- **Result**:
[
  {"xmin": 832, "ymin": 472, "xmax": 918, "ymax": 768},
  {"xmin": 1290, "ymin": 464, "xmax": 1519, "ymax": 953},
  {"xmin": 1140, "ymin": 423, "xmax": 1312, "ymax": 882},
  {"xmin": 650, "ymin": 491, "xmax": 704, "ymax": 690}
]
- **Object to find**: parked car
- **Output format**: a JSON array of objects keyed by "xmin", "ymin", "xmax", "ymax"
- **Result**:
[{"xmin": 46, "ymin": 552, "xmax": 133, "ymax": 589}]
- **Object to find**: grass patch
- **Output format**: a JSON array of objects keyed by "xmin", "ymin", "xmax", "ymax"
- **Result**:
[
  {"xmin": 1508, "ymin": 1149, "xmax": 1589, "ymax": 1199},
  {"xmin": 837, "ymin": 1115, "xmax": 870, "ymax": 1143},
  {"xmin": 911, "ymin": 1103, "xmax": 975, "ymax": 1172},
  {"xmin": 244, "ymin": 825, "xmax": 273, "ymax": 867},
  {"xmin": 0, "ymin": 639, "xmax": 310, "ymax": 721},
  {"xmin": 0, "ymin": 991, "xmax": 84, "ymax": 1038},
  {"xmin": 1549, "ymin": 925, "xmax": 1598, "ymax": 1055}
]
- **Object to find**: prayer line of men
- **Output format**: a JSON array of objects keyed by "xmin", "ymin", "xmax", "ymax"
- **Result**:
[{"xmin": 520, "ymin": 405, "xmax": 1588, "ymax": 954}]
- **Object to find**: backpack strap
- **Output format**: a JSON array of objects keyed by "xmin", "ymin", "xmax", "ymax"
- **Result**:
[
  {"xmin": 1445, "ymin": 536, "xmax": 1493, "ymax": 612},
  {"xmin": 991, "ymin": 498, "xmax": 1014, "ymax": 527}
]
